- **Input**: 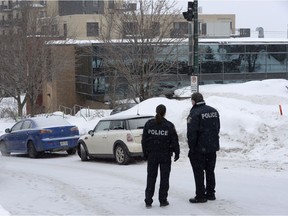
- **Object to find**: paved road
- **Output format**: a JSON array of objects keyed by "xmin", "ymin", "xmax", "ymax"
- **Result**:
[{"xmin": 0, "ymin": 153, "xmax": 287, "ymax": 215}]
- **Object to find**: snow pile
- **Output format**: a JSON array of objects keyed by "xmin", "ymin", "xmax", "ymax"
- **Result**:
[
  {"xmin": 1, "ymin": 79, "xmax": 288, "ymax": 214},
  {"xmin": 1, "ymin": 79, "xmax": 288, "ymax": 164}
]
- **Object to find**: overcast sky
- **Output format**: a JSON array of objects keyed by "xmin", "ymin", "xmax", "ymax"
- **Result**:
[{"xmin": 175, "ymin": 0, "xmax": 288, "ymax": 38}]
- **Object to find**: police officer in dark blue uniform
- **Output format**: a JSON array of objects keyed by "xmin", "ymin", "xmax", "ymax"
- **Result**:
[
  {"xmin": 187, "ymin": 92, "xmax": 220, "ymax": 203},
  {"xmin": 142, "ymin": 104, "xmax": 180, "ymax": 208}
]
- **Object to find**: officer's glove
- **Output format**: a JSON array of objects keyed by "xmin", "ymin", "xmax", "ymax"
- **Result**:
[{"xmin": 174, "ymin": 154, "xmax": 179, "ymax": 162}]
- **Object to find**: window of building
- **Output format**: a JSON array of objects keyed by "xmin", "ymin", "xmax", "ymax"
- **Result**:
[
  {"xmin": 108, "ymin": 0, "xmax": 114, "ymax": 9},
  {"xmin": 93, "ymin": 0, "xmax": 99, "ymax": 7},
  {"xmin": 201, "ymin": 23, "xmax": 207, "ymax": 35},
  {"xmin": 142, "ymin": 22, "xmax": 160, "ymax": 38},
  {"xmin": 52, "ymin": 25, "xmax": 58, "ymax": 35},
  {"xmin": 39, "ymin": 11, "xmax": 47, "ymax": 18},
  {"xmin": 41, "ymin": 26, "xmax": 49, "ymax": 35},
  {"xmin": 122, "ymin": 22, "xmax": 138, "ymax": 37},
  {"xmin": 40, "ymin": 0, "xmax": 47, "ymax": 6},
  {"xmin": 93, "ymin": 0, "xmax": 104, "ymax": 14},
  {"xmin": 151, "ymin": 22, "xmax": 160, "ymax": 37},
  {"xmin": 82, "ymin": 0, "xmax": 87, "ymax": 7},
  {"xmin": 171, "ymin": 22, "xmax": 188, "ymax": 37},
  {"xmin": 63, "ymin": 23, "xmax": 67, "ymax": 37},
  {"xmin": 87, "ymin": 22, "xmax": 99, "ymax": 37}
]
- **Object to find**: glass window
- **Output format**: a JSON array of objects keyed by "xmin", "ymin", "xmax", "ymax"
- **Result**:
[
  {"xmin": 87, "ymin": 22, "xmax": 99, "ymax": 37},
  {"xmin": 245, "ymin": 44, "xmax": 266, "ymax": 53},
  {"xmin": 128, "ymin": 117, "xmax": 153, "ymax": 130},
  {"xmin": 122, "ymin": 22, "xmax": 138, "ymax": 37},
  {"xmin": 93, "ymin": 76, "xmax": 106, "ymax": 94},
  {"xmin": 108, "ymin": 0, "xmax": 115, "ymax": 9},
  {"xmin": 267, "ymin": 44, "xmax": 287, "ymax": 52},
  {"xmin": 11, "ymin": 122, "xmax": 23, "ymax": 132},
  {"xmin": 95, "ymin": 121, "xmax": 110, "ymax": 132},
  {"xmin": 266, "ymin": 54, "xmax": 287, "ymax": 72},
  {"xmin": 171, "ymin": 22, "xmax": 188, "ymax": 37},
  {"xmin": 268, "ymin": 53, "xmax": 287, "ymax": 64},
  {"xmin": 110, "ymin": 120, "xmax": 125, "ymax": 130},
  {"xmin": 22, "ymin": 120, "xmax": 33, "ymax": 130},
  {"xmin": 93, "ymin": 0, "xmax": 99, "ymax": 7}
]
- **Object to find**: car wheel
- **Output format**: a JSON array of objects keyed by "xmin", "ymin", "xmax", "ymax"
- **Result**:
[
  {"xmin": 27, "ymin": 141, "xmax": 38, "ymax": 158},
  {"xmin": 114, "ymin": 144, "xmax": 130, "ymax": 165},
  {"xmin": 66, "ymin": 148, "xmax": 76, "ymax": 155},
  {"xmin": 79, "ymin": 143, "xmax": 89, "ymax": 161},
  {"xmin": 0, "ymin": 141, "xmax": 11, "ymax": 156}
]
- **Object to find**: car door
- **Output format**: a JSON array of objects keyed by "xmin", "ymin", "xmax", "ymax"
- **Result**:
[
  {"xmin": 86, "ymin": 120, "xmax": 110, "ymax": 155},
  {"xmin": 105, "ymin": 120, "xmax": 125, "ymax": 154},
  {"xmin": 16, "ymin": 120, "xmax": 33, "ymax": 151},
  {"xmin": 4, "ymin": 121, "xmax": 24, "ymax": 152}
]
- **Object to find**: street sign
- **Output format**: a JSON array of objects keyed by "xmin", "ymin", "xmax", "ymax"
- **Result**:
[{"xmin": 191, "ymin": 75, "xmax": 198, "ymax": 93}]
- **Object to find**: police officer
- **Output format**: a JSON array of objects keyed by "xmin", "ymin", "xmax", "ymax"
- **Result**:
[
  {"xmin": 187, "ymin": 92, "xmax": 220, "ymax": 203},
  {"xmin": 142, "ymin": 104, "xmax": 180, "ymax": 208}
]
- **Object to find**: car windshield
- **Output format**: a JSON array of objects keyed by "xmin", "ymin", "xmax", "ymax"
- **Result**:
[{"xmin": 128, "ymin": 117, "xmax": 153, "ymax": 129}]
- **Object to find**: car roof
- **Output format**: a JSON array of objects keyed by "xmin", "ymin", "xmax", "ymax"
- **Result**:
[
  {"xmin": 100, "ymin": 114, "xmax": 154, "ymax": 121},
  {"xmin": 25, "ymin": 115, "xmax": 72, "ymax": 127}
]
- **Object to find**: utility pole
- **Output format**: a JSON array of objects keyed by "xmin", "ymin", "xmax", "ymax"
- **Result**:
[{"xmin": 183, "ymin": 1, "xmax": 199, "ymax": 93}]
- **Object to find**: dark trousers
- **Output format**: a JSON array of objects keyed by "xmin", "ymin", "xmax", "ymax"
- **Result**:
[
  {"xmin": 145, "ymin": 153, "xmax": 171, "ymax": 205},
  {"xmin": 189, "ymin": 152, "xmax": 217, "ymax": 198}
]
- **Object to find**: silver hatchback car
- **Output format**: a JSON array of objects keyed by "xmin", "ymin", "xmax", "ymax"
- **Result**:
[{"xmin": 77, "ymin": 114, "xmax": 153, "ymax": 165}]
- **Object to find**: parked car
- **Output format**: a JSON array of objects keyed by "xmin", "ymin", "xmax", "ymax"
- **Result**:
[
  {"xmin": 152, "ymin": 82, "xmax": 180, "ymax": 98},
  {"xmin": 110, "ymin": 103, "xmax": 137, "ymax": 115},
  {"xmin": 77, "ymin": 114, "xmax": 153, "ymax": 165},
  {"xmin": 0, "ymin": 116, "xmax": 80, "ymax": 158}
]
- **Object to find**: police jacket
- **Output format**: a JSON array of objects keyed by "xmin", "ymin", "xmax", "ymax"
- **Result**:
[
  {"xmin": 141, "ymin": 118, "xmax": 180, "ymax": 157},
  {"xmin": 187, "ymin": 101, "xmax": 220, "ymax": 154}
]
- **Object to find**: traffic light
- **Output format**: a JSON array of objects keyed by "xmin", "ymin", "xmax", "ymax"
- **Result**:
[{"xmin": 182, "ymin": 1, "xmax": 194, "ymax": 21}]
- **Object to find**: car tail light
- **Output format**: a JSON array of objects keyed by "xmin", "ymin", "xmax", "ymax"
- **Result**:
[
  {"xmin": 39, "ymin": 129, "xmax": 53, "ymax": 134},
  {"xmin": 127, "ymin": 133, "xmax": 133, "ymax": 142},
  {"xmin": 70, "ymin": 126, "xmax": 79, "ymax": 132}
]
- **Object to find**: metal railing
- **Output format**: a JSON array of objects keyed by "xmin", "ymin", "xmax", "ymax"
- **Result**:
[{"xmin": 58, "ymin": 104, "xmax": 90, "ymax": 117}]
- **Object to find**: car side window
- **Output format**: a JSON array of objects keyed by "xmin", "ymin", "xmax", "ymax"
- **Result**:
[
  {"xmin": 95, "ymin": 121, "xmax": 110, "ymax": 132},
  {"xmin": 128, "ymin": 117, "xmax": 153, "ymax": 129},
  {"xmin": 110, "ymin": 120, "xmax": 124, "ymax": 130},
  {"xmin": 11, "ymin": 122, "xmax": 23, "ymax": 132},
  {"xmin": 22, "ymin": 120, "xmax": 33, "ymax": 130}
]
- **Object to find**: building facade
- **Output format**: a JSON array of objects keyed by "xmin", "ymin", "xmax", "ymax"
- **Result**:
[
  {"xmin": 41, "ymin": 38, "xmax": 288, "ymax": 114},
  {"xmin": 0, "ymin": 0, "xmax": 240, "ymax": 114},
  {"xmin": 0, "ymin": 0, "xmax": 236, "ymax": 39}
]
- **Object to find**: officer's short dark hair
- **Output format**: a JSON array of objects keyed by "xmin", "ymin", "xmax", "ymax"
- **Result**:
[
  {"xmin": 155, "ymin": 104, "xmax": 166, "ymax": 124},
  {"xmin": 191, "ymin": 92, "xmax": 204, "ymax": 103}
]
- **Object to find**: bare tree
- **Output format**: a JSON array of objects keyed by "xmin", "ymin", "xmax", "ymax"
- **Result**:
[
  {"xmin": 95, "ymin": 0, "xmax": 185, "ymax": 103},
  {"xmin": 0, "ymin": 2, "xmax": 72, "ymax": 117}
]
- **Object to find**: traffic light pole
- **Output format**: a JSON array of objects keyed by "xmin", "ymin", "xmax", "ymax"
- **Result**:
[
  {"xmin": 183, "ymin": 1, "xmax": 199, "ymax": 93},
  {"xmin": 188, "ymin": 20, "xmax": 193, "ymax": 75},
  {"xmin": 193, "ymin": 0, "xmax": 198, "ymax": 75}
]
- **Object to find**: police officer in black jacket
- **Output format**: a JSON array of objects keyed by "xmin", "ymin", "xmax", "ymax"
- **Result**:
[
  {"xmin": 142, "ymin": 104, "xmax": 180, "ymax": 208},
  {"xmin": 187, "ymin": 92, "xmax": 220, "ymax": 203}
]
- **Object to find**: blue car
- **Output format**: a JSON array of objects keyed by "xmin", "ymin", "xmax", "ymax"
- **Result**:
[{"xmin": 0, "ymin": 116, "xmax": 80, "ymax": 158}]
